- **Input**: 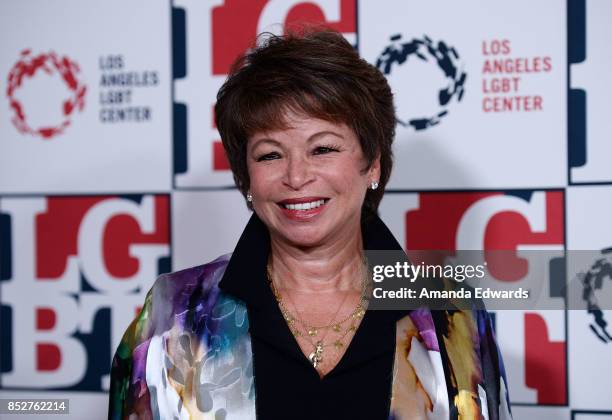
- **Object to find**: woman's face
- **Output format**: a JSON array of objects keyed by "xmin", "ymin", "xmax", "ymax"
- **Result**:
[{"xmin": 247, "ymin": 112, "xmax": 380, "ymax": 248}]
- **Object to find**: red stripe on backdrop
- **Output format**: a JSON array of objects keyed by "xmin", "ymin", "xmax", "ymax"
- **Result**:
[{"xmin": 525, "ymin": 313, "xmax": 566, "ymax": 404}]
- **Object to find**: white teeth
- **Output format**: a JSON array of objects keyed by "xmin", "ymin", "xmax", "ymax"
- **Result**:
[{"xmin": 283, "ymin": 199, "xmax": 326, "ymax": 210}]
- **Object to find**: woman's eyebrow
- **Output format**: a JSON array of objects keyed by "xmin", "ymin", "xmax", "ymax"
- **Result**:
[
  {"xmin": 308, "ymin": 130, "xmax": 345, "ymax": 142},
  {"xmin": 249, "ymin": 138, "xmax": 282, "ymax": 154}
]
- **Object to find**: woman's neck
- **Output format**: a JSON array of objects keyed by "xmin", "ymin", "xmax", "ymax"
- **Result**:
[{"xmin": 268, "ymin": 229, "xmax": 365, "ymax": 294}]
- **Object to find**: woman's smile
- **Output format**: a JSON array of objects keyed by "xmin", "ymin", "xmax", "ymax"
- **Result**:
[{"xmin": 277, "ymin": 197, "xmax": 330, "ymax": 221}]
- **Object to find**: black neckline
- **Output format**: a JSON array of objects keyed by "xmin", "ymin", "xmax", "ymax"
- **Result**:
[{"xmin": 217, "ymin": 212, "xmax": 411, "ymax": 378}]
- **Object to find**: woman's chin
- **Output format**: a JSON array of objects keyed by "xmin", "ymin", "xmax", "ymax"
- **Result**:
[
  {"xmin": 266, "ymin": 208, "xmax": 360, "ymax": 249},
  {"xmin": 276, "ymin": 228, "xmax": 328, "ymax": 248}
]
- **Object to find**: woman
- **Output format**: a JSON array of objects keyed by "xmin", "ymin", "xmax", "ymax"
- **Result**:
[{"xmin": 109, "ymin": 29, "xmax": 512, "ymax": 419}]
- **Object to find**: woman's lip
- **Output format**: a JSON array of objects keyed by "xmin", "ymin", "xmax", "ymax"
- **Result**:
[
  {"xmin": 278, "ymin": 199, "xmax": 329, "ymax": 221},
  {"xmin": 278, "ymin": 197, "xmax": 329, "ymax": 205}
]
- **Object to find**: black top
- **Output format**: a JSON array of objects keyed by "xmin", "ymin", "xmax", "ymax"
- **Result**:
[{"xmin": 218, "ymin": 214, "xmax": 411, "ymax": 420}]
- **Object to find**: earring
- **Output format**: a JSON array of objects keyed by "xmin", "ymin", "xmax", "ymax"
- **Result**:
[
  {"xmin": 246, "ymin": 192, "xmax": 253, "ymax": 202},
  {"xmin": 370, "ymin": 181, "xmax": 379, "ymax": 190}
]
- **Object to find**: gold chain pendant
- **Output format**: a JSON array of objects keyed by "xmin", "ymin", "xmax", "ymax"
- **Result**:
[{"xmin": 308, "ymin": 341, "xmax": 324, "ymax": 368}]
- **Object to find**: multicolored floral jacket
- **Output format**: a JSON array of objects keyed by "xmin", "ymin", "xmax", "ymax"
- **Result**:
[{"xmin": 109, "ymin": 215, "xmax": 513, "ymax": 420}]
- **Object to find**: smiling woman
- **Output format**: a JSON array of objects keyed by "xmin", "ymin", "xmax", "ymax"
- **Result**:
[
  {"xmin": 109, "ymin": 28, "xmax": 513, "ymax": 420},
  {"xmin": 215, "ymin": 29, "xmax": 394, "ymax": 223}
]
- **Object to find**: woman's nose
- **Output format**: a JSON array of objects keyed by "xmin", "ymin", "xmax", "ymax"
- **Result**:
[{"xmin": 283, "ymin": 156, "xmax": 314, "ymax": 190}]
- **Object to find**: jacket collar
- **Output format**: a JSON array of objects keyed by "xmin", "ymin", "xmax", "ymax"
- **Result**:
[{"xmin": 217, "ymin": 212, "xmax": 410, "ymax": 370}]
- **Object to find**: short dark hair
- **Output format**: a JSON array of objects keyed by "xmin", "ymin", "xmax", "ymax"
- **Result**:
[{"xmin": 215, "ymin": 28, "xmax": 395, "ymax": 221}]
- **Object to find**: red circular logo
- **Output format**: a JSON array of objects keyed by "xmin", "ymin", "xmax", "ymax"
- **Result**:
[{"xmin": 6, "ymin": 49, "xmax": 87, "ymax": 139}]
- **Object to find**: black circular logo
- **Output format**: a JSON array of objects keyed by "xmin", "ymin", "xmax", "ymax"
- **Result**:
[
  {"xmin": 579, "ymin": 247, "xmax": 612, "ymax": 343},
  {"xmin": 376, "ymin": 34, "xmax": 467, "ymax": 131}
]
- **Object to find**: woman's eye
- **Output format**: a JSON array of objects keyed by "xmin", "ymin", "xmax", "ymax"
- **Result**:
[
  {"xmin": 313, "ymin": 146, "xmax": 338, "ymax": 155},
  {"xmin": 256, "ymin": 152, "xmax": 280, "ymax": 162}
]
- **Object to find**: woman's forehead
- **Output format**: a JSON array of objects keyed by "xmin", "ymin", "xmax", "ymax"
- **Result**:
[
  {"xmin": 244, "ymin": 96, "xmax": 345, "ymax": 134},
  {"xmin": 248, "ymin": 111, "xmax": 352, "ymax": 142}
]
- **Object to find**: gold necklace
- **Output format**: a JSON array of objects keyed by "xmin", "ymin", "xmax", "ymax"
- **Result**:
[
  {"xmin": 267, "ymin": 261, "xmax": 369, "ymax": 369},
  {"xmin": 271, "ymin": 280, "xmax": 366, "ymax": 368},
  {"xmin": 276, "ymin": 284, "xmax": 351, "ymax": 368}
]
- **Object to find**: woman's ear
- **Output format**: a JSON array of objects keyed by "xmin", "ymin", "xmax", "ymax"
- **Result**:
[{"xmin": 369, "ymin": 155, "xmax": 381, "ymax": 184}]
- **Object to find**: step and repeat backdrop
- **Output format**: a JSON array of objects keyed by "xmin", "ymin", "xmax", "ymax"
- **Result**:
[{"xmin": 1, "ymin": 0, "xmax": 611, "ymax": 418}]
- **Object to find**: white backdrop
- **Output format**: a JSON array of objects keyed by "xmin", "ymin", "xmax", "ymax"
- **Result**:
[{"xmin": 1, "ymin": 0, "xmax": 612, "ymax": 419}]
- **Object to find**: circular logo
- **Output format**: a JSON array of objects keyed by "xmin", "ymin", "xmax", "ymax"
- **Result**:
[
  {"xmin": 579, "ymin": 247, "xmax": 612, "ymax": 343},
  {"xmin": 6, "ymin": 49, "xmax": 87, "ymax": 139},
  {"xmin": 376, "ymin": 34, "xmax": 466, "ymax": 131}
]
